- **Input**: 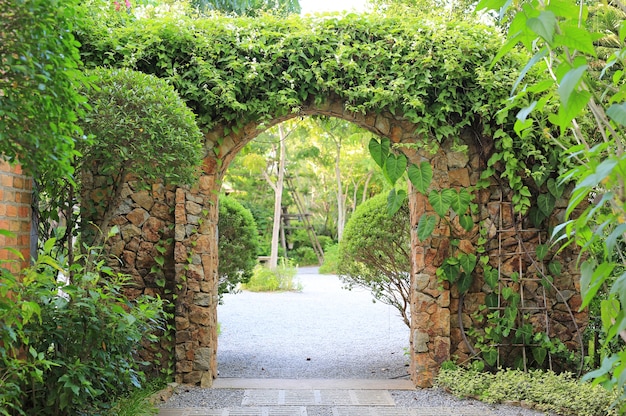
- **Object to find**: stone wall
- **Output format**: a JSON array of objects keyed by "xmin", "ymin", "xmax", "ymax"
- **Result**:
[
  {"xmin": 0, "ymin": 160, "xmax": 32, "ymax": 272},
  {"xmin": 85, "ymin": 100, "xmax": 587, "ymax": 388}
]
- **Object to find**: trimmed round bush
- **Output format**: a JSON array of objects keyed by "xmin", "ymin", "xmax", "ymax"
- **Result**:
[
  {"xmin": 218, "ymin": 195, "xmax": 260, "ymax": 296},
  {"xmin": 338, "ymin": 192, "xmax": 411, "ymax": 326}
]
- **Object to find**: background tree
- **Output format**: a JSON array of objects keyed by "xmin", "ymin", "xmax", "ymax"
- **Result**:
[
  {"xmin": 218, "ymin": 195, "xmax": 260, "ymax": 297},
  {"xmin": 337, "ymin": 192, "xmax": 411, "ymax": 327},
  {"xmin": 0, "ymin": 0, "xmax": 86, "ymax": 181}
]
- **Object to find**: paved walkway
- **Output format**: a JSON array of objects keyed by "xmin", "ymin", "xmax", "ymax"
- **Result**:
[{"xmin": 157, "ymin": 378, "xmax": 499, "ymax": 416}]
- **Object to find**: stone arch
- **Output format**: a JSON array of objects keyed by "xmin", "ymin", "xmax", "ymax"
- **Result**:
[
  {"xmin": 169, "ymin": 94, "xmax": 485, "ymax": 388},
  {"xmin": 77, "ymin": 13, "xmax": 587, "ymax": 389}
]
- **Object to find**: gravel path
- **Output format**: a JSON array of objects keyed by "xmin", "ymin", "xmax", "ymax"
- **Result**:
[{"xmin": 161, "ymin": 267, "xmax": 544, "ymax": 415}]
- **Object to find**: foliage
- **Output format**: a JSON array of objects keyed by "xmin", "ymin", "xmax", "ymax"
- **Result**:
[
  {"xmin": 242, "ymin": 258, "xmax": 301, "ymax": 292},
  {"xmin": 319, "ymin": 243, "xmax": 340, "ymax": 274},
  {"xmin": 75, "ymin": 11, "xmax": 546, "ymax": 206},
  {"xmin": 436, "ymin": 364, "xmax": 619, "ymax": 416},
  {"xmin": 338, "ymin": 193, "xmax": 411, "ymax": 327},
  {"xmin": 0, "ymin": 241, "xmax": 165, "ymax": 416},
  {"xmin": 108, "ymin": 376, "xmax": 166, "ymax": 416},
  {"xmin": 78, "ymin": 67, "xmax": 202, "ymax": 188},
  {"xmin": 0, "ymin": 0, "xmax": 87, "ymax": 180},
  {"xmin": 477, "ymin": 0, "xmax": 626, "ymax": 407},
  {"xmin": 192, "ymin": 0, "xmax": 300, "ymax": 16},
  {"xmin": 218, "ymin": 194, "xmax": 260, "ymax": 296}
]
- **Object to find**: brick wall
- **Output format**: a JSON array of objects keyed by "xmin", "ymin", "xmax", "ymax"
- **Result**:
[{"xmin": 0, "ymin": 160, "xmax": 33, "ymax": 272}]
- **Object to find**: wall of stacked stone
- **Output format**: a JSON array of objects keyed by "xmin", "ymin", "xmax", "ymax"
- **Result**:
[
  {"xmin": 448, "ymin": 176, "xmax": 586, "ymax": 368},
  {"xmin": 82, "ymin": 174, "xmax": 178, "ymax": 373},
  {"xmin": 84, "ymin": 98, "xmax": 587, "ymax": 389},
  {"xmin": 0, "ymin": 160, "xmax": 33, "ymax": 272}
]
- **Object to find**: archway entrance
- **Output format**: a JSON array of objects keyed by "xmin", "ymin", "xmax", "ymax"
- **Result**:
[{"xmin": 79, "ymin": 12, "xmax": 585, "ymax": 389}]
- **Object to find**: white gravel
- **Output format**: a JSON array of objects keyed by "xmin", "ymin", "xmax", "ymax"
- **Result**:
[{"xmin": 162, "ymin": 267, "xmax": 545, "ymax": 415}]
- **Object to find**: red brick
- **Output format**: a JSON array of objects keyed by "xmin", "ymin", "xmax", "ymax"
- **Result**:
[
  {"xmin": 0, "ymin": 219, "xmax": 10, "ymax": 229},
  {"xmin": 1, "ymin": 175, "xmax": 12, "ymax": 187},
  {"xmin": 0, "ymin": 205, "xmax": 5, "ymax": 216},
  {"xmin": 18, "ymin": 206, "xmax": 29, "ymax": 218},
  {"xmin": 6, "ymin": 205, "xmax": 17, "ymax": 217},
  {"xmin": 13, "ymin": 177, "xmax": 23, "ymax": 189}
]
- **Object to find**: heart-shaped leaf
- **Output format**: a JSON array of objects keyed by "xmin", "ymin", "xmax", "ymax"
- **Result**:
[
  {"xmin": 428, "ymin": 189, "xmax": 452, "ymax": 217},
  {"xmin": 459, "ymin": 253, "xmax": 477, "ymax": 274},
  {"xmin": 407, "ymin": 161, "xmax": 433, "ymax": 194},
  {"xmin": 457, "ymin": 272, "xmax": 473, "ymax": 294},
  {"xmin": 384, "ymin": 153, "xmax": 407, "ymax": 185},
  {"xmin": 368, "ymin": 137, "xmax": 389, "ymax": 168},
  {"xmin": 484, "ymin": 266, "xmax": 498, "ymax": 289},
  {"xmin": 459, "ymin": 214, "xmax": 474, "ymax": 232},
  {"xmin": 536, "ymin": 244, "xmax": 548, "ymax": 261},
  {"xmin": 450, "ymin": 188, "xmax": 472, "ymax": 214},
  {"xmin": 417, "ymin": 213, "xmax": 437, "ymax": 242},
  {"xmin": 386, "ymin": 188, "xmax": 406, "ymax": 216},
  {"xmin": 537, "ymin": 193, "xmax": 556, "ymax": 217}
]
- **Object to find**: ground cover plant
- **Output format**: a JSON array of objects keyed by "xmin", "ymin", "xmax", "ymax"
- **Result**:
[
  {"xmin": 436, "ymin": 363, "xmax": 619, "ymax": 416},
  {"xmin": 242, "ymin": 258, "xmax": 301, "ymax": 292}
]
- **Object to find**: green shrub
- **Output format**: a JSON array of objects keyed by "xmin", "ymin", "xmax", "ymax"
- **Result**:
[
  {"xmin": 338, "ymin": 192, "xmax": 411, "ymax": 326},
  {"xmin": 0, "ymin": 241, "xmax": 165, "ymax": 416},
  {"xmin": 242, "ymin": 258, "xmax": 301, "ymax": 292},
  {"xmin": 218, "ymin": 195, "xmax": 260, "ymax": 297},
  {"xmin": 293, "ymin": 246, "xmax": 318, "ymax": 266},
  {"xmin": 436, "ymin": 365, "xmax": 621, "ymax": 416},
  {"xmin": 319, "ymin": 243, "xmax": 340, "ymax": 274}
]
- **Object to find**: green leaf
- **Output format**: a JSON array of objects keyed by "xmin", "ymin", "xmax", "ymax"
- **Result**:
[
  {"xmin": 484, "ymin": 266, "xmax": 498, "ymax": 290},
  {"xmin": 548, "ymin": 261, "xmax": 562, "ymax": 276},
  {"xmin": 532, "ymin": 347, "xmax": 547, "ymax": 365},
  {"xmin": 486, "ymin": 292, "xmax": 498, "ymax": 308},
  {"xmin": 21, "ymin": 301, "xmax": 42, "ymax": 325},
  {"xmin": 459, "ymin": 253, "xmax": 477, "ymax": 274},
  {"xmin": 368, "ymin": 138, "xmax": 389, "ymax": 168},
  {"xmin": 600, "ymin": 299, "xmax": 620, "ymax": 332},
  {"xmin": 459, "ymin": 214, "xmax": 474, "ymax": 232},
  {"xmin": 450, "ymin": 188, "xmax": 471, "ymax": 214},
  {"xmin": 537, "ymin": 193, "xmax": 556, "ymax": 217},
  {"xmin": 502, "ymin": 286, "xmax": 514, "ymax": 301},
  {"xmin": 554, "ymin": 25, "xmax": 597, "ymax": 56},
  {"xmin": 558, "ymin": 65, "xmax": 587, "ymax": 109},
  {"xmin": 529, "ymin": 207, "xmax": 546, "ymax": 227},
  {"xmin": 483, "ymin": 348, "xmax": 498, "ymax": 366},
  {"xmin": 384, "ymin": 153, "xmax": 407, "ymax": 185},
  {"xmin": 536, "ymin": 244, "xmax": 548, "ymax": 261},
  {"xmin": 546, "ymin": 178, "xmax": 564, "ymax": 199},
  {"xmin": 386, "ymin": 188, "xmax": 407, "ymax": 216},
  {"xmin": 527, "ymin": 11, "xmax": 557, "ymax": 44},
  {"xmin": 407, "ymin": 162, "xmax": 433, "ymax": 194},
  {"xmin": 607, "ymin": 102, "xmax": 626, "ymax": 126},
  {"xmin": 457, "ymin": 272, "xmax": 473, "ymax": 294},
  {"xmin": 417, "ymin": 214, "xmax": 437, "ymax": 241},
  {"xmin": 428, "ymin": 189, "xmax": 453, "ymax": 217}
]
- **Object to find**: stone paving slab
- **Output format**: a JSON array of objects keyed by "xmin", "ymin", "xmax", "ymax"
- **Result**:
[
  {"xmin": 158, "ymin": 407, "xmax": 495, "ymax": 416},
  {"xmin": 241, "ymin": 389, "xmax": 395, "ymax": 406},
  {"xmin": 213, "ymin": 378, "xmax": 415, "ymax": 390}
]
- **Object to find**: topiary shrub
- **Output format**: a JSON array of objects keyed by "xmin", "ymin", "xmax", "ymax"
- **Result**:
[
  {"xmin": 76, "ymin": 67, "xmax": 203, "ymax": 245},
  {"xmin": 337, "ymin": 192, "xmax": 411, "ymax": 327},
  {"xmin": 217, "ymin": 195, "xmax": 260, "ymax": 297}
]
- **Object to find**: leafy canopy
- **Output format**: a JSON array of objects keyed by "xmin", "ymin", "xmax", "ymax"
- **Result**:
[{"xmin": 0, "ymin": 0, "xmax": 87, "ymax": 179}]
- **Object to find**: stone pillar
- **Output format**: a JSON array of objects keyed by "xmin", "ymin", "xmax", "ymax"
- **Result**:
[
  {"xmin": 173, "ymin": 167, "xmax": 220, "ymax": 387},
  {"xmin": 409, "ymin": 188, "xmax": 451, "ymax": 388},
  {"xmin": 0, "ymin": 160, "xmax": 32, "ymax": 272}
]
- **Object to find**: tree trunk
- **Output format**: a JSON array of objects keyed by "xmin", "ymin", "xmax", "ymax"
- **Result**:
[
  {"xmin": 269, "ymin": 124, "xmax": 286, "ymax": 270},
  {"xmin": 335, "ymin": 139, "xmax": 345, "ymax": 242}
]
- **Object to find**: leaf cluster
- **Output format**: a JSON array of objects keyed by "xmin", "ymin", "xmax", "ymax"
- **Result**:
[
  {"xmin": 0, "ymin": 0, "xmax": 87, "ymax": 180},
  {"xmin": 0, "ymin": 241, "xmax": 165, "ymax": 415}
]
